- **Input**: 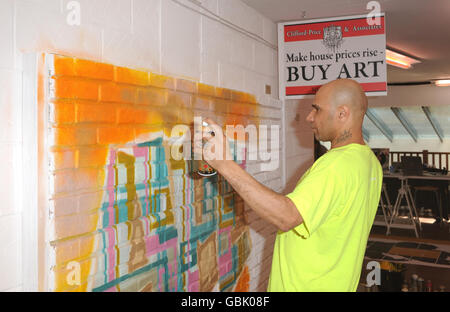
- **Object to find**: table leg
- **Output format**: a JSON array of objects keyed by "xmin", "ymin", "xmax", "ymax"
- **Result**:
[
  {"xmin": 387, "ymin": 188, "xmax": 402, "ymax": 235},
  {"xmin": 405, "ymin": 185, "xmax": 419, "ymax": 238},
  {"xmin": 406, "ymin": 182, "xmax": 422, "ymax": 231}
]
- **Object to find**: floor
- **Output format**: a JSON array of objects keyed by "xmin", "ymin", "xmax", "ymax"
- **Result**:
[{"xmin": 357, "ymin": 218, "xmax": 450, "ymax": 292}]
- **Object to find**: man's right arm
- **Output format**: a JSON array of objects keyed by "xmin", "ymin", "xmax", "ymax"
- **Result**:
[{"xmin": 214, "ymin": 159, "xmax": 303, "ymax": 232}]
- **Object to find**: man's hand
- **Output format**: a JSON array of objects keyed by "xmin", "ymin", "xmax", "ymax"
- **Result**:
[
  {"xmin": 195, "ymin": 118, "xmax": 303, "ymax": 232},
  {"xmin": 198, "ymin": 118, "xmax": 234, "ymax": 172}
]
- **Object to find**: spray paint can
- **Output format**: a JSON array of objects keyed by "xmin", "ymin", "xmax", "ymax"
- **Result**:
[
  {"xmin": 197, "ymin": 121, "xmax": 217, "ymax": 177},
  {"xmin": 410, "ymin": 274, "xmax": 418, "ymax": 292},
  {"xmin": 425, "ymin": 280, "xmax": 432, "ymax": 292},
  {"xmin": 417, "ymin": 277, "xmax": 424, "ymax": 292}
]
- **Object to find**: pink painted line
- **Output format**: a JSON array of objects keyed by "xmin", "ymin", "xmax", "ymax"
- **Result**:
[
  {"xmin": 144, "ymin": 148, "xmax": 150, "ymax": 215},
  {"xmin": 104, "ymin": 286, "xmax": 118, "ymax": 292},
  {"xmin": 158, "ymin": 267, "xmax": 164, "ymax": 291},
  {"xmin": 132, "ymin": 146, "xmax": 147, "ymax": 158},
  {"xmin": 104, "ymin": 226, "xmax": 116, "ymax": 282},
  {"xmin": 106, "ymin": 187, "xmax": 115, "ymax": 227},
  {"xmin": 106, "ymin": 150, "xmax": 116, "ymax": 187},
  {"xmin": 218, "ymin": 226, "xmax": 232, "ymax": 235},
  {"xmin": 219, "ymin": 248, "xmax": 232, "ymax": 264},
  {"xmin": 143, "ymin": 216, "xmax": 150, "ymax": 237},
  {"xmin": 242, "ymin": 147, "xmax": 247, "ymax": 167},
  {"xmin": 144, "ymin": 236, "xmax": 178, "ymax": 256},
  {"xmin": 219, "ymin": 263, "xmax": 229, "ymax": 276},
  {"xmin": 106, "ymin": 150, "xmax": 117, "ymax": 227},
  {"xmin": 186, "ymin": 175, "xmax": 191, "ymax": 204},
  {"xmin": 188, "ymin": 269, "xmax": 199, "ymax": 283},
  {"xmin": 188, "ymin": 280, "xmax": 199, "ymax": 292}
]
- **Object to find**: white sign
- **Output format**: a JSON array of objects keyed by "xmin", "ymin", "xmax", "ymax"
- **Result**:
[{"xmin": 278, "ymin": 13, "xmax": 387, "ymax": 99}]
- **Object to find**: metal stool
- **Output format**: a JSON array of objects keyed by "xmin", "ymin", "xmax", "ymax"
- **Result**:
[
  {"xmin": 388, "ymin": 177, "xmax": 422, "ymax": 238},
  {"xmin": 413, "ymin": 185, "xmax": 443, "ymax": 221}
]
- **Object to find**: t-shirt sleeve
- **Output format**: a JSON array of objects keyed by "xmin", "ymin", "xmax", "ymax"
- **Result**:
[{"xmin": 285, "ymin": 159, "xmax": 340, "ymax": 239}]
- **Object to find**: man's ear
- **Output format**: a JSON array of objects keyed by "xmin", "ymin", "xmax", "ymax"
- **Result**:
[{"xmin": 338, "ymin": 105, "xmax": 350, "ymax": 121}]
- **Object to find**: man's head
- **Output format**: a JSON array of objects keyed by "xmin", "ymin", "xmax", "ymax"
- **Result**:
[{"xmin": 306, "ymin": 79, "xmax": 368, "ymax": 144}]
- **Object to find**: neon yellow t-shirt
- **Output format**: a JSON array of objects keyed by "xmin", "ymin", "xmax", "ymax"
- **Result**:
[{"xmin": 267, "ymin": 143, "xmax": 382, "ymax": 292}]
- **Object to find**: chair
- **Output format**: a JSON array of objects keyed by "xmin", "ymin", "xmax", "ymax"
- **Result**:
[{"xmin": 412, "ymin": 185, "xmax": 443, "ymax": 221}]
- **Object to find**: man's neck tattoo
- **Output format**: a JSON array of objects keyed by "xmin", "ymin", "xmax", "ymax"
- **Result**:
[{"xmin": 336, "ymin": 130, "xmax": 352, "ymax": 144}]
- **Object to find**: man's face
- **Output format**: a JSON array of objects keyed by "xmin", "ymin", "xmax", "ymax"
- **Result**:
[{"xmin": 306, "ymin": 88, "xmax": 336, "ymax": 142}]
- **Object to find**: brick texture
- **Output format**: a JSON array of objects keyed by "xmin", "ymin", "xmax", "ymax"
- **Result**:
[{"xmin": 43, "ymin": 54, "xmax": 281, "ymax": 292}]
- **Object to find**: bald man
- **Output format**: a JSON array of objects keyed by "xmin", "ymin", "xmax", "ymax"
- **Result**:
[{"xmin": 201, "ymin": 79, "xmax": 383, "ymax": 292}]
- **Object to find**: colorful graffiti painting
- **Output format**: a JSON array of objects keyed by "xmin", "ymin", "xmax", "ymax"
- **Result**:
[{"xmin": 43, "ymin": 54, "xmax": 258, "ymax": 292}]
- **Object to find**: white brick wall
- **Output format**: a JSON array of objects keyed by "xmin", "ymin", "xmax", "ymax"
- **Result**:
[
  {"xmin": 162, "ymin": 0, "xmax": 202, "ymax": 79},
  {"xmin": 0, "ymin": 0, "xmax": 14, "ymax": 69},
  {"xmin": 284, "ymin": 100, "xmax": 315, "ymax": 194},
  {"xmin": 0, "ymin": 214, "xmax": 22, "ymax": 291},
  {"xmin": 0, "ymin": 0, "xmax": 311, "ymax": 292},
  {"xmin": 0, "ymin": 0, "xmax": 23, "ymax": 292},
  {"xmin": 218, "ymin": 0, "xmax": 264, "ymax": 39}
]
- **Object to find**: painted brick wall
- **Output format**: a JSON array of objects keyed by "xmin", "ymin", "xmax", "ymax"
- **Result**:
[
  {"xmin": 0, "ymin": 0, "xmax": 285, "ymax": 292},
  {"xmin": 42, "ymin": 54, "xmax": 267, "ymax": 292}
]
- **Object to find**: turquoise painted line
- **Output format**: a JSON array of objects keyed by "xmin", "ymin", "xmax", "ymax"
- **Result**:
[
  {"xmin": 162, "ymin": 251, "xmax": 170, "ymax": 292},
  {"xmin": 101, "ymin": 202, "xmax": 110, "ymax": 228},
  {"xmin": 93, "ymin": 257, "xmax": 167, "ymax": 292},
  {"xmin": 137, "ymin": 137, "xmax": 163, "ymax": 147},
  {"xmin": 158, "ymin": 226, "xmax": 178, "ymax": 244}
]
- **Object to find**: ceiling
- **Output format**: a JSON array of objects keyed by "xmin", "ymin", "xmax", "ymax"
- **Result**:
[
  {"xmin": 241, "ymin": 0, "xmax": 450, "ymax": 83},
  {"xmin": 363, "ymin": 106, "xmax": 450, "ymax": 142},
  {"xmin": 242, "ymin": 0, "xmax": 450, "ymax": 142}
]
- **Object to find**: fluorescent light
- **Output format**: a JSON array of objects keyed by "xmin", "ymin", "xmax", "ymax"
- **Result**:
[
  {"xmin": 386, "ymin": 56, "xmax": 411, "ymax": 69},
  {"xmin": 434, "ymin": 79, "xmax": 450, "ymax": 87},
  {"xmin": 386, "ymin": 49, "xmax": 420, "ymax": 69}
]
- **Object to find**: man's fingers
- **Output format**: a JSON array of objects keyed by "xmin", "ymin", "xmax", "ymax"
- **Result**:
[
  {"xmin": 202, "ymin": 128, "xmax": 215, "ymax": 140},
  {"xmin": 206, "ymin": 123, "xmax": 223, "ymax": 136},
  {"xmin": 202, "ymin": 127, "xmax": 218, "ymax": 139},
  {"xmin": 204, "ymin": 118, "xmax": 218, "ymax": 127},
  {"xmin": 204, "ymin": 118, "xmax": 224, "ymax": 136}
]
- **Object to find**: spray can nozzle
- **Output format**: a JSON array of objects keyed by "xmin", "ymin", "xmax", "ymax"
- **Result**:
[{"xmin": 197, "ymin": 121, "xmax": 217, "ymax": 177}]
